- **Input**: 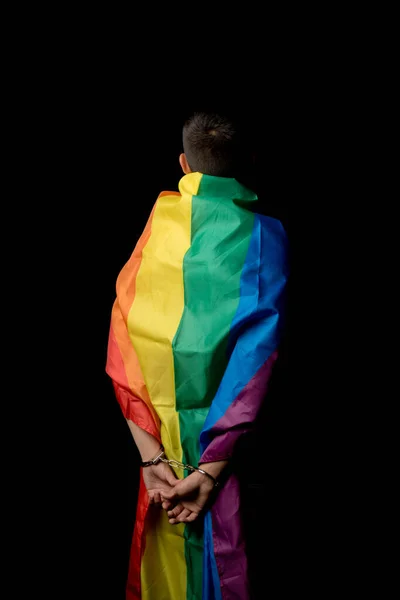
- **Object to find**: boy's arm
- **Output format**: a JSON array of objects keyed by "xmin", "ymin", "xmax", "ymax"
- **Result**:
[{"xmin": 126, "ymin": 419, "xmax": 162, "ymax": 461}]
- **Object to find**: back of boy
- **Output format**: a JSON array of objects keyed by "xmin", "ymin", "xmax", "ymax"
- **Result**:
[{"xmin": 106, "ymin": 111, "xmax": 288, "ymax": 600}]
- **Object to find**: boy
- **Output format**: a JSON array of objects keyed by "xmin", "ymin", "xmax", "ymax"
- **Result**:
[{"xmin": 106, "ymin": 111, "xmax": 288, "ymax": 600}]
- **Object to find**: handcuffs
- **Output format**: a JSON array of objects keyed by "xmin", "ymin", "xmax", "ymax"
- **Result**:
[{"xmin": 141, "ymin": 445, "xmax": 219, "ymax": 488}]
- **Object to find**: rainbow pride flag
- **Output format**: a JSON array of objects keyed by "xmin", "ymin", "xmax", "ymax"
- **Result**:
[{"xmin": 106, "ymin": 173, "xmax": 288, "ymax": 600}]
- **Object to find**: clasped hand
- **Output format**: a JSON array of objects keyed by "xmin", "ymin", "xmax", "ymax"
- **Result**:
[{"xmin": 142, "ymin": 462, "xmax": 216, "ymax": 524}]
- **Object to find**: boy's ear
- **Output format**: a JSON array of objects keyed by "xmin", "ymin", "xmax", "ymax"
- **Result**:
[{"xmin": 179, "ymin": 153, "xmax": 192, "ymax": 174}]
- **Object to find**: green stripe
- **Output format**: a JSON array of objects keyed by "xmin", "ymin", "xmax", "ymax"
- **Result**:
[{"xmin": 172, "ymin": 175, "xmax": 255, "ymax": 599}]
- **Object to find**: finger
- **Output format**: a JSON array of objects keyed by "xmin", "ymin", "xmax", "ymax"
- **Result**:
[
  {"xmin": 162, "ymin": 500, "xmax": 173, "ymax": 510},
  {"xmin": 161, "ymin": 489, "xmax": 177, "ymax": 501},
  {"xmin": 186, "ymin": 512, "xmax": 198, "ymax": 522},
  {"xmin": 148, "ymin": 493, "xmax": 154, "ymax": 505},
  {"xmin": 167, "ymin": 503, "xmax": 184, "ymax": 518},
  {"xmin": 163, "ymin": 475, "xmax": 197, "ymax": 500},
  {"xmin": 177, "ymin": 508, "xmax": 191, "ymax": 522},
  {"xmin": 153, "ymin": 491, "xmax": 161, "ymax": 505}
]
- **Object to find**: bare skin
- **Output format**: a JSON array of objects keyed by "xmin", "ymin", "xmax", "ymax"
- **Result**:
[{"xmin": 127, "ymin": 419, "xmax": 227, "ymax": 523}]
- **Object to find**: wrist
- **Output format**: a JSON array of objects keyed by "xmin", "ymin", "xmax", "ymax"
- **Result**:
[
  {"xmin": 193, "ymin": 469, "xmax": 216, "ymax": 488},
  {"xmin": 126, "ymin": 419, "xmax": 162, "ymax": 463},
  {"xmin": 141, "ymin": 444, "xmax": 164, "ymax": 464},
  {"xmin": 198, "ymin": 460, "xmax": 228, "ymax": 480}
]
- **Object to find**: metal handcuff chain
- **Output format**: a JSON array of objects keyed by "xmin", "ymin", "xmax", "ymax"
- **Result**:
[{"xmin": 141, "ymin": 447, "xmax": 219, "ymax": 488}]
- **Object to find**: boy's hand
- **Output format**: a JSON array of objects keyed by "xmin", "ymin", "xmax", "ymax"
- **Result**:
[
  {"xmin": 142, "ymin": 462, "xmax": 177, "ymax": 506},
  {"xmin": 161, "ymin": 471, "xmax": 215, "ymax": 523}
]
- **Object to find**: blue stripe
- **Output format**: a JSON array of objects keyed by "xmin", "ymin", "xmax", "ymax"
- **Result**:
[
  {"xmin": 200, "ymin": 215, "xmax": 287, "ymax": 451},
  {"xmin": 202, "ymin": 511, "xmax": 222, "ymax": 600}
]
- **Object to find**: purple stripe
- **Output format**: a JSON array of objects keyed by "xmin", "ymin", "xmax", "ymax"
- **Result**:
[
  {"xmin": 211, "ymin": 474, "xmax": 249, "ymax": 600},
  {"xmin": 200, "ymin": 351, "xmax": 278, "ymax": 463}
]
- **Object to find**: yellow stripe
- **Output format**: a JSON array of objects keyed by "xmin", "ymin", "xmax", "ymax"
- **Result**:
[
  {"xmin": 140, "ymin": 509, "xmax": 186, "ymax": 600},
  {"xmin": 127, "ymin": 173, "xmax": 201, "ymax": 600}
]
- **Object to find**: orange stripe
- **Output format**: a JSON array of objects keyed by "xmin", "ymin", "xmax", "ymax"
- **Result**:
[
  {"xmin": 106, "ymin": 202, "xmax": 160, "ymax": 435},
  {"xmin": 157, "ymin": 190, "xmax": 181, "ymax": 198},
  {"xmin": 107, "ymin": 329, "xmax": 158, "ymax": 438}
]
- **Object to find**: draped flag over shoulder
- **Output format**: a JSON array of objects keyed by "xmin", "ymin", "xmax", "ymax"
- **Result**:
[{"xmin": 106, "ymin": 172, "xmax": 288, "ymax": 600}]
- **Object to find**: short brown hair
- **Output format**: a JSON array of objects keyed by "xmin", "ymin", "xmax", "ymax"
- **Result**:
[{"xmin": 182, "ymin": 112, "xmax": 252, "ymax": 178}]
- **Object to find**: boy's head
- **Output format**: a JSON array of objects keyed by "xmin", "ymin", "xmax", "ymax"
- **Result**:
[{"xmin": 180, "ymin": 112, "xmax": 254, "ymax": 180}]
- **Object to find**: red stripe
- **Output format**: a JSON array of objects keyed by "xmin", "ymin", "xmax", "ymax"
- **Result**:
[{"xmin": 126, "ymin": 474, "xmax": 149, "ymax": 600}]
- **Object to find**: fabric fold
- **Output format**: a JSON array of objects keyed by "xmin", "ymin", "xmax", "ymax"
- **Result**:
[{"xmin": 106, "ymin": 173, "xmax": 288, "ymax": 599}]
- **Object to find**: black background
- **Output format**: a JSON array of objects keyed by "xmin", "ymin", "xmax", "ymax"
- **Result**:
[
  {"xmin": 20, "ymin": 62, "xmax": 363, "ymax": 598},
  {"xmin": 57, "ymin": 99, "xmax": 298, "ymax": 598},
  {"xmin": 5, "ymin": 13, "xmax": 388, "ymax": 596},
  {"xmin": 78, "ymin": 106, "xmax": 293, "ymax": 597}
]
